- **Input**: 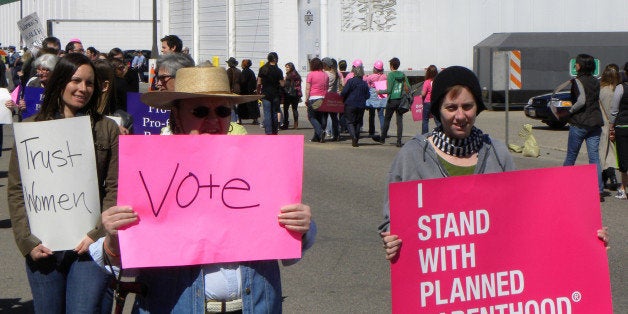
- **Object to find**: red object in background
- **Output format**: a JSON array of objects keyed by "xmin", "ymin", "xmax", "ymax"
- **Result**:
[{"xmin": 411, "ymin": 95, "xmax": 423, "ymax": 121}]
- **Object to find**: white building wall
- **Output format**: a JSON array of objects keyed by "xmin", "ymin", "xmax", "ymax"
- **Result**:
[
  {"xmin": 168, "ymin": 0, "xmax": 193, "ymax": 54},
  {"xmin": 5, "ymin": 1, "xmax": 625, "ymax": 70},
  {"xmin": 235, "ymin": 0, "xmax": 270, "ymax": 72},
  {"xmin": 198, "ymin": 1, "xmax": 228, "ymax": 64},
  {"xmin": 163, "ymin": 0, "xmax": 276, "ymax": 73},
  {"xmin": 0, "ymin": 1, "xmax": 20, "ymax": 47},
  {"xmin": 0, "ymin": 0, "xmax": 159, "ymax": 50},
  {"xmin": 270, "ymin": 0, "xmax": 298, "ymax": 71},
  {"xmin": 324, "ymin": 0, "xmax": 628, "ymax": 71}
]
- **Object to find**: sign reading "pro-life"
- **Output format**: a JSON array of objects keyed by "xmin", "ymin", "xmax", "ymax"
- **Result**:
[{"xmin": 389, "ymin": 165, "xmax": 612, "ymax": 314}]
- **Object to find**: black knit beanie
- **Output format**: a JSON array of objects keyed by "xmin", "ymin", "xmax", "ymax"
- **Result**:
[{"xmin": 430, "ymin": 66, "xmax": 486, "ymax": 120}]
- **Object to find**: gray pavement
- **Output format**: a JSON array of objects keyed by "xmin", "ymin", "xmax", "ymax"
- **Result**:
[{"xmin": 0, "ymin": 108, "xmax": 626, "ymax": 313}]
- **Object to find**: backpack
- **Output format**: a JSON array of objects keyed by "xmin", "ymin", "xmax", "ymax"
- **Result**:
[{"xmin": 390, "ymin": 74, "xmax": 408, "ymax": 99}]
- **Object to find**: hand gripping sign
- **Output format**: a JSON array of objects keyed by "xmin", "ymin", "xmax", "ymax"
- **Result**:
[
  {"xmin": 117, "ymin": 135, "xmax": 304, "ymax": 268},
  {"xmin": 13, "ymin": 117, "xmax": 101, "ymax": 251},
  {"xmin": 388, "ymin": 165, "xmax": 612, "ymax": 314}
]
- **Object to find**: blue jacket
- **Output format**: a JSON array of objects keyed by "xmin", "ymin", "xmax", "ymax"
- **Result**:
[
  {"xmin": 133, "ymin": 261, "xmax": 282, "ymax": 313},
  {"xmin": 126, "ymin": 222, "xmax": 317, "ymax": 313},
  {"xmin": 89, "ymin": 221, "xmax": 317, "ymax": 313},
  {"xmin": 341, "ymin": 76, "xmax": 370, "ymax": 109}
]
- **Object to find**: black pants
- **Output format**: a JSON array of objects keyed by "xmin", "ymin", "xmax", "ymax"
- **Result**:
[
  {"xmin": 616, "ymin": 127, "xmax": 628, "ymax": 173},
  {"xmin": 282, "ymin": 96, "xmax": 299, "ymax": 126},
  {"xmin": 381, "ymin": 98, "xmax": 404, "ymax": 142},
  {"xmin": 344, "ymin": 106, "xmax": 365, "ymax": 140}
]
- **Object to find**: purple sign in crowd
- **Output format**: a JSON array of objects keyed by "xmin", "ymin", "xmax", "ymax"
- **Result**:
[
  {"xmin": 21, "ymin": 90, "xmax": 168, "ymax": 135},
  {"xmin": 126, "ymin": 92, "xmax": 169, "ymax": 135}
]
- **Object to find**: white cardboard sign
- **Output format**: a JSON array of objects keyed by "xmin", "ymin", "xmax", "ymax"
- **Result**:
[
  {"xmin": 17, "ymin": 12, "xmax": 46, "ymax": 49},
  {"xmin": 0, "ymin": 88, "xmax": 13, "ymax": 124},
  {"xmin": 13, "ymin": 116, "xmax": 101, "ymax": 251}
]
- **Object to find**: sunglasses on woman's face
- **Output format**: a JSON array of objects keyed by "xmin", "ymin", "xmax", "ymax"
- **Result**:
[{"xmin": 191, "ymin": 105, "xmax": 232, "ymax": 119}]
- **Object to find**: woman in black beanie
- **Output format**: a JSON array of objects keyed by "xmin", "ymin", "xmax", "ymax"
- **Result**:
[
  {"xmin": 379, "ymin": 66, "xmax": 513, "ymax": 254},
  {"xmin": 379, "ymin": 65, "xmax": 610, "ymax": 261}
]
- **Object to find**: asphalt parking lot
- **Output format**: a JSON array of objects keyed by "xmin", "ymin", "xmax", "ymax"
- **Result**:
[{"xmin": 0, "ymin": 107, "xmax": 625, "ymax": 313}]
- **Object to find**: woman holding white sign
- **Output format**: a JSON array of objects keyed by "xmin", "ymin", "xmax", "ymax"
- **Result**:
[
  {"xmin": 8, "ymin": 53, "xmax": 119, "ymax": 313},
  {"xmin": 379, "ymin": 66, "xmax": 609, "ymax": 260},
  {"xmin": 89, "ymin": 66, "xmax": 316, "ymax": 313}
]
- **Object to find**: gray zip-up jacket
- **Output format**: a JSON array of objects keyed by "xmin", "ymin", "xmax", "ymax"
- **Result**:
[{"xmin": 378, "ymin": 132, "xmax": 515, "ymax": 232}]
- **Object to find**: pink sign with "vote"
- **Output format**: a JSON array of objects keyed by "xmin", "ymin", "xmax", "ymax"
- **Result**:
[
  {"xmin": 389, "ymin": 165, "xmax": 612, "ymax": 314},
  {"xmin": 117, "ymin": 135, "xmax": 304, "ymax": 269}
]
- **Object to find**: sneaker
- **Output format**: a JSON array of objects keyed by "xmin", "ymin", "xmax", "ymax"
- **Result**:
[{"xmin": 615, "ymin": 190, "xmax": 627, "ymax": 200}]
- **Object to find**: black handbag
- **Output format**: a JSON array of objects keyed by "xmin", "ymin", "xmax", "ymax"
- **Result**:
[
  {"xmin": 398, "ymin": 78, "xmax": 412, "ymax": 114},
  {"xmin": 284, "ymin": 81, "xmax": 298, "ymax": 98}
]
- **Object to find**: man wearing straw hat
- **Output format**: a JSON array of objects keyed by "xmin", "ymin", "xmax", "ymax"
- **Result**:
[{"xmin": 90, "ymin": 66, "xmax": 316, "ymax": 313}]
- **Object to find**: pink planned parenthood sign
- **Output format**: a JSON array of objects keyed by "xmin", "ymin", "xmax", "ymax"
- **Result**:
[
  {"xmin": 389, "ymin": 165, "xmax": 612, "ymax": 314},
  {"xmin": 118, "ymin": 135, "xmax": 304, "ymax": 268}
]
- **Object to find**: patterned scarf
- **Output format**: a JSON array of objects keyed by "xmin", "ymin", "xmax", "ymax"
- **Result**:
[{"xmin": 431, "ymin": 126, "xmax": 484, "ymax": 157}]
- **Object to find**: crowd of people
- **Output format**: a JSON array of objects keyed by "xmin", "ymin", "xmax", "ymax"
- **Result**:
[
  {"xmin": 0, "ymin": 33, "xmax": 621, "ymax": 312},
  {"xmin": 3, "ymin": 35, "xmax": 317, "ymax": 313}
]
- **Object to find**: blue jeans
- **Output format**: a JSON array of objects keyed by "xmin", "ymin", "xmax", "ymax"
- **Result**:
[
  {"xmin": 230, "ymin": 105, "xmax": 239, "ymax": 123},
  {"xmin": 262, "ymin": 97, "xmax": 280, "ymax": 134},
  {"xmin": 367, "ymin": 107, "xmax": 384, "ymax": 135},
  {"xmin": 307, "ymin": 100, "xmax": 325, "ymax": 140},
  {"xmin": 563, "ymin": 125, "xmax": 603, "ymax": 192},
  {"xmin": 134, "ymin": 262, "xmax": 282, "ymax": 313},
  {"xmin": 324, "ymin": 112, "xmax": 339, "ymax": 139},
  {"xmin": 25, "ymin": 251, "xmax": 111, "ymax": 313},
  {"xmin": 421, "ymin": 102, "xmax": 441, "ymax": 134}
]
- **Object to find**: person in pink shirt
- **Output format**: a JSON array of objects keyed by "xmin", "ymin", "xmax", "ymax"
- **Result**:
[
  {"xmin": 365, "ymin": 60, "xmax": 387, "ymax": 137},
  {"xmin": 304, "ymin": 57, "xmax": 330, "ymax": 142},
  {"xmin": 421, "ymin": 65, "xmax": 439, "ymax": 134}
]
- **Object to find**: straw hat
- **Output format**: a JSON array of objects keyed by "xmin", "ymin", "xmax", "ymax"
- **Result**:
[{"xmin": 141, "ymin": 67, "xmax": 263, "ymax": 109}]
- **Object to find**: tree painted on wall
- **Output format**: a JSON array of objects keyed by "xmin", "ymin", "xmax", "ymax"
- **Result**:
[{"xmin": 341, "ymin": 0, "xmax": 397, "ymax": 32}]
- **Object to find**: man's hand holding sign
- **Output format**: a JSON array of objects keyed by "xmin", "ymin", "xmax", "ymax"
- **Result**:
[
  {"xmin": 115, "ymin": 135, "xmax": 306, "ymax": 268},
  {"xmin": 91, "ymin": 66, "xmax": 314, "ymax": 312}
]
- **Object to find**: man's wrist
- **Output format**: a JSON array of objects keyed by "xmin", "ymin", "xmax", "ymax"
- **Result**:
[{"xmin": 104, "ymin": 236, "xmax": 120, "ymax": 257}]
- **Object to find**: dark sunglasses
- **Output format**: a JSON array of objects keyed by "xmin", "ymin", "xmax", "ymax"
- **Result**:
[
  {"xmin": 156, "ymin": 74, "xmax": 174, "ymax": 82},
  {"xmin": 191, "ymin": 105, "xmax": 232, "ymax": 119}
]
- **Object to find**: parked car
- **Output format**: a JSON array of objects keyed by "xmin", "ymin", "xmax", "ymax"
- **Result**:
[{"xmin": 524, "ymin": 91, "xmax": 571, "ymax": 129}]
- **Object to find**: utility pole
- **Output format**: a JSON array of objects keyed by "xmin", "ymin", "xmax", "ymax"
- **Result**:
[
  {"xmin": 151, "ymin": 0, "xmax": 158, "ymax": 58},
  {"xmin": 19, "ymin": 0, "xmax": 23, "ymax": 48}
]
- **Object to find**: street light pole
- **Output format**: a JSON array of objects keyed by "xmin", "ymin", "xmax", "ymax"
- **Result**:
[
  {"xmin": 151, "ymin": 0, "xmax": 158, "ymax": 58},
  {"xmin": 19, "ymin": 0, "xmax": 23, "ymax": 48}
]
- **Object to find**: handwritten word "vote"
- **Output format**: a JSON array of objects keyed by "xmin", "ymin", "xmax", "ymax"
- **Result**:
[
  {"xmin": 139, "ymin": 163, "xmax": 260, "ymax": 217},
  {"xmin": 19, "ymin": 137, "xmax": 83, "ymax": 173}
]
